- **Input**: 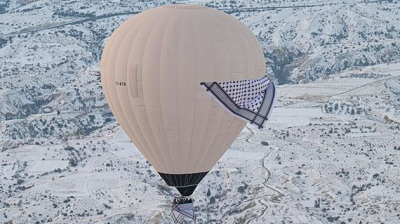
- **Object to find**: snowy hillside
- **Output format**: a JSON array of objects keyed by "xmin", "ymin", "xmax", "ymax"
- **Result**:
[
  {"xmin": 1, "ymin": 71, "xmax": 400, "ymax": 223},
  {"xmin": 0, "ymin": 0, "xmax": 400, "ymax": 223}
]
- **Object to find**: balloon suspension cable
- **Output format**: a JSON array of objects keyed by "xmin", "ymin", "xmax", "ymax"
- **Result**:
[{"xmin": 171, "ymin": 196, "xmax": 196, "ymax": 223}]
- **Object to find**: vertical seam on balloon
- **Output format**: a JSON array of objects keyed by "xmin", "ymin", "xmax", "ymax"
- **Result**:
[
  {"xmin": 175, "ymin": 10, "xmax": 190, "ymax": 188},
  {"xmin": 115, "ymin": 15, "xmax": 155, "ymax": 164},
  {"xmin": 204, "ymin": 109, "xmax": 236, "ymax": 171},
  {"xmin": 195, "ymin": 10, "xmax": 233, "ymax": 173},
  {"xmin": 189, "ymin": 10, "xmax": 213, "ymax": 174},
  {"xmin": 175, "ymin": 11, "xmax": 182, "ymax": 175},
  {"xmin": 213, "ymin": 11, "xmax": 251, "ymax": 79},
  {"xmin": 123, "ymin": 15, "xmax": 160, "ymax": 165},
  {"xmin": 122, "ymin": 18, "xmax": 151, "ymax": 152},
  {"xmin": 193, "ymin": 9, "xmax": 221, "ymax": 173},
  {"xmin": 104, "ymin": 18, "xmax": 151, "ymax": 160},
  {"xmin": 130, "ymin": 14, "xmax": 167, "ymax": 172},
  {"xmin": 134, "ymin": 18, "xmax": 166, "ymax": 171},
  {"xmin": 186, "ymin": 11, "xmax": 200, "ymax": 174},
  {"xmin": 101, "ymin": 18, "xmax": 132, "ymax": 138},
  {"xmin": 115, "ymin": 15, "xmax": 163, "ymax": 171},
  {"xmin": 155, "ymin": 10, "xmax": 177, "ymax": 174},
  {"xmin": 132, "ymin": 15, "xmax": 171, "ymax": 172},
  {"xmin": 197, "ymin": 103, "xmax": 225, "ymax": 173},
  {"xmin": 183, "ymin": 10, "xmax": 197, "ymax": 176},
  {"xmin": 142, "ymin": 11, "xmax": 173, "ymax": 172},
  {"xmin": 139, "ymin": 13, "xmax": 172, "ymax": 173}
]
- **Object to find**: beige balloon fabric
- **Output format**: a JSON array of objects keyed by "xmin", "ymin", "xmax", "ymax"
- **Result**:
[{"xmin": 100, "ymin": 4, "xmax": 266, "ymax": 194}]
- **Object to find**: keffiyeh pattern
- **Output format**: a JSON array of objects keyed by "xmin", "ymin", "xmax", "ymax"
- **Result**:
[{"xmin": 201, "ymin": 76, "xmax": 276, "ymax": 130}]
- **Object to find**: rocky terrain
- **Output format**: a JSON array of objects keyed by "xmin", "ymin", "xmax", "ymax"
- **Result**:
[{"xmin": 0, "ymin": 0, "xmax": 400, "ymax": 223}]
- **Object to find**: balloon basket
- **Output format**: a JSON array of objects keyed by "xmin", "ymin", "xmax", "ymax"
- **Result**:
[{"xmin": 171, "ymin": 197, "xmax": 196, "ymax": 223}]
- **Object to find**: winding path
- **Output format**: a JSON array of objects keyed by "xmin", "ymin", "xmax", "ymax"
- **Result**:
[{"xmin": 230, "ymin": 126, "xmax": 284, "ymax": 223}]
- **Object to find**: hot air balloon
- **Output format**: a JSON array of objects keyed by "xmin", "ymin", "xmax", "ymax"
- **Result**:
[{"xmin": 100, "ymin": 4, "xmax": 276, "ymax": 222}]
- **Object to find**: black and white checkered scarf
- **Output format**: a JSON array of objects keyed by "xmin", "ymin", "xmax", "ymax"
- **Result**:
[{"xmin": 201, "ymin": 76, "xmax": 276, "ymax": 130}]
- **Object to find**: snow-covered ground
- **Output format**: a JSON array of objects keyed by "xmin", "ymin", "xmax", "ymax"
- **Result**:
[
  {"xmin": 1, "ymin": 0, "xmax": 400, "ymax": 223},
  {"xmin": 1, "ymin": 72, "xmax": 400, "ymax": 223}
]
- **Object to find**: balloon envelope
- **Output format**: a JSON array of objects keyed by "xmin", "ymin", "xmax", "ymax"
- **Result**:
[{"xmin": 100, "ymin": 4, "xmax": 266, "ymax": 196}]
